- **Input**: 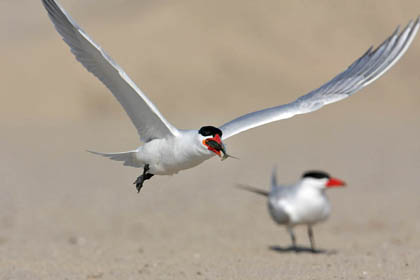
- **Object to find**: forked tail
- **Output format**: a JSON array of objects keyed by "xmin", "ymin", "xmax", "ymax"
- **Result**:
[
  {"xmin": 87, "ymin": 150, "xmax": 143, "ymax": 168},
  {"xmin": 271, "ymin": 165, "xmax": 278, "ymax": 188},
  {"xmin": 236, "ymin": 184, "xmax": 269, "ymax": 197}
]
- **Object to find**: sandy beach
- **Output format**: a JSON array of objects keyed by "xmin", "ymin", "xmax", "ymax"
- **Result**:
[{"xmin": 1, "ymin": 1, "xmax": 420, "ymax": 279}]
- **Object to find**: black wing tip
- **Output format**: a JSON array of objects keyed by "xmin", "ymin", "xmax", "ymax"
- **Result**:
[
  {"xmin": 42, "ymin": 0, "xmax": 65, "ymax": 24},
  {"xmin": 42, "ymin": 0, "xmax": 59, "ymax": 12}
]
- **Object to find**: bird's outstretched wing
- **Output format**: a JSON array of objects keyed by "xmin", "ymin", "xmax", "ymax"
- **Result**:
[
  {"xmin": 220, "ymin": 18, "xmax": 419, "ymax": 140},
  {"xmin": 42, "ymin": 0, "xmax": 179, "ymax": 142}
]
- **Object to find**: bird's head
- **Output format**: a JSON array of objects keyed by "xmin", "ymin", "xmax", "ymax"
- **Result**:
[
  {"xmin": 198, "ymin": 126, "xmax": 237, "ymax": 160},
  {"xmin": 198, "ymin": 126, "xmax": 225, "ymax": 157},
  {"xmin": 301, "ymin": 171, "xmax": 346, "ymax": 190}
]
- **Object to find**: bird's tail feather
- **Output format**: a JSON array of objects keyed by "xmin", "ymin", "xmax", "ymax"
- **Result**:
[
  {"xmin": 271, "ymin": 165, "xmax": 278, "ymax": 188},
  {"xmin": 87, "ymin": 150, "xmax": 143, "ymax": 168},
  {"xmin": 236, "ymin": 184, "xmax": 269, "ymax": 197}
]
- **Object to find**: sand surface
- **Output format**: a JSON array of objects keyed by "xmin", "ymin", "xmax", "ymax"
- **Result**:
[{"xmin": 1, "ymin": 1, "xmax": 420, "ymax": 279}]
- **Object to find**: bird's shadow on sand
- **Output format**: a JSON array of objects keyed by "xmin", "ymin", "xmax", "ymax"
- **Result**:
[{"xmin": 269, "ymin": 245, "xmax": 338, "ymax": 255}]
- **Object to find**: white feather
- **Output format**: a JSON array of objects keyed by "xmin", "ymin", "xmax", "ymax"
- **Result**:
[
  {"xmin": 220, "ymin": 18, "xmax": 419, "ymax": 140},
  {"xmin": 42, "ymin": 0, "xmax": 180, "ymax": 143}
]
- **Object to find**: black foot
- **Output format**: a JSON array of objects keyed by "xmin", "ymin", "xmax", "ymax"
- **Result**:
[
  {"xmin": 133, "ymin": 164, "xmax": 154, "ymax": 193},
  {"xmin": 133, "ymin": 175, "xmax": 145, "ymax": 193},
  {"xmin": 133, "ymin": 173, "xmax": 154, "ymax": 193}
]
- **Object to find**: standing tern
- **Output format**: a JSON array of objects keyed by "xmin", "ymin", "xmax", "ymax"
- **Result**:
[
  {"xmin": 42, "ymin": 0, "xmax": 419, "ymax": 192},
  {"xmin": 238, "ymin": 170, "xmax": 346, "ymax": 252}
]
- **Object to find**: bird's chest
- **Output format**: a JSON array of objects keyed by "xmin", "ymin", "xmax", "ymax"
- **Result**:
[
  {"xmin": 139, "ymin": 138, "xmax": 211, "ymax": 175},
  {"xmin": 288, "ymin": 191, "xmax": 330, "ymax": 224}
]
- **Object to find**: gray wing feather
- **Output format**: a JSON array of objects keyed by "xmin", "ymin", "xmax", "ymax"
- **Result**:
[
  {"xmin": 220, "ymin": 18, "xmax": 419, "ymax": 140},
  {"xmin": 42, "ymin": 0, "xmax": 179, "ymax": 142}
]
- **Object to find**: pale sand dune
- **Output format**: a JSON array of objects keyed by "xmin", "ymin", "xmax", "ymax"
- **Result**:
[{"xmin": 1, "ymin": 0, "xmax": 420, "ymax": 279}]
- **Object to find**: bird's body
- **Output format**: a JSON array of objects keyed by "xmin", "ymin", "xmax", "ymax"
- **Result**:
[
  {"xmin": 41, "ymin": 0, "xmax": 419, "ymax": 192},
  {"xmin": 238, "ymin": 170, "xmax": 345, "ymax": 251},
  {"xmin": 137, "ymin": 130, "xmax": 214, "ymax": 175},
  {"xmin": 92, "ymin": 130, "xmax": 216, "ymax": 175},
  {"xmin": 269, "ymin": 180, "xmax": 331, "ymax": 226}
]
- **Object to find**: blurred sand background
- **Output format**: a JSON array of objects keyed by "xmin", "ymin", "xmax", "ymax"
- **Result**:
[{"xmin": 1, "ymin": 0, "xmax": 420, "ymax": 279}]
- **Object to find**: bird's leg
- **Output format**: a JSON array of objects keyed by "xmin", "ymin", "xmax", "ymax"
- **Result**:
[
  {"xmin": 287, "ymin": 226, "xmax": 297, "ymax": 251},
  {"xmin": 307, "ymin": 225, "xmax": 316, "ymax": 252},
  {"xmin": 133, "ymin": 164, "xmax": 154, "ymax": 193}
]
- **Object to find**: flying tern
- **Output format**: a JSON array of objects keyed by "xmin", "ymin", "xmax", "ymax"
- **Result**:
[
  {"xmin": 238, "ymin": 170, "xmax": 346, "ymax": 252},
  {"xmin": 42, "ymin": 0, "xmax": 419, "ymax": 192}
]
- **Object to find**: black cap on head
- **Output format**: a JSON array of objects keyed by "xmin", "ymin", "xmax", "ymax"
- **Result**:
[
  {"xmin": 302, "ymin": 171, "xmax": 330, "ymax": 179},
  {"xmin": 198, "ymin": 126, "xmax": 223, "ymax": 137}
]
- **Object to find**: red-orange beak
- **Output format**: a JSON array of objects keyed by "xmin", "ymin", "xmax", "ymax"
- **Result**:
[
  {"xmin": 326, "ymin": 177, "xmax": 346, "ymax": 188},
  {"xmin": 203, "ymin": 134, "xmax": 224, "ymax": 157}
]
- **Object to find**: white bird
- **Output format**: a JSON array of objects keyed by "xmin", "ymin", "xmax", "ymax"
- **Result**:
[
  {"xmin": 42, "ymin": 0, "xmax": 419, "ymax": 192},
  {"xmin": 237, "ymin": 170, "xmax": 346, "ymax": 252}
]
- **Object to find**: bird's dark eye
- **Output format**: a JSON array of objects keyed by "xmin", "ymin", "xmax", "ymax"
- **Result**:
[
  {"xmin": 199, "ymin": 126, "xmax": 222, "ymax": 137},
  {"xmin": 302, "ymin": 171, "xmax": 330, "ymax": 179}
]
